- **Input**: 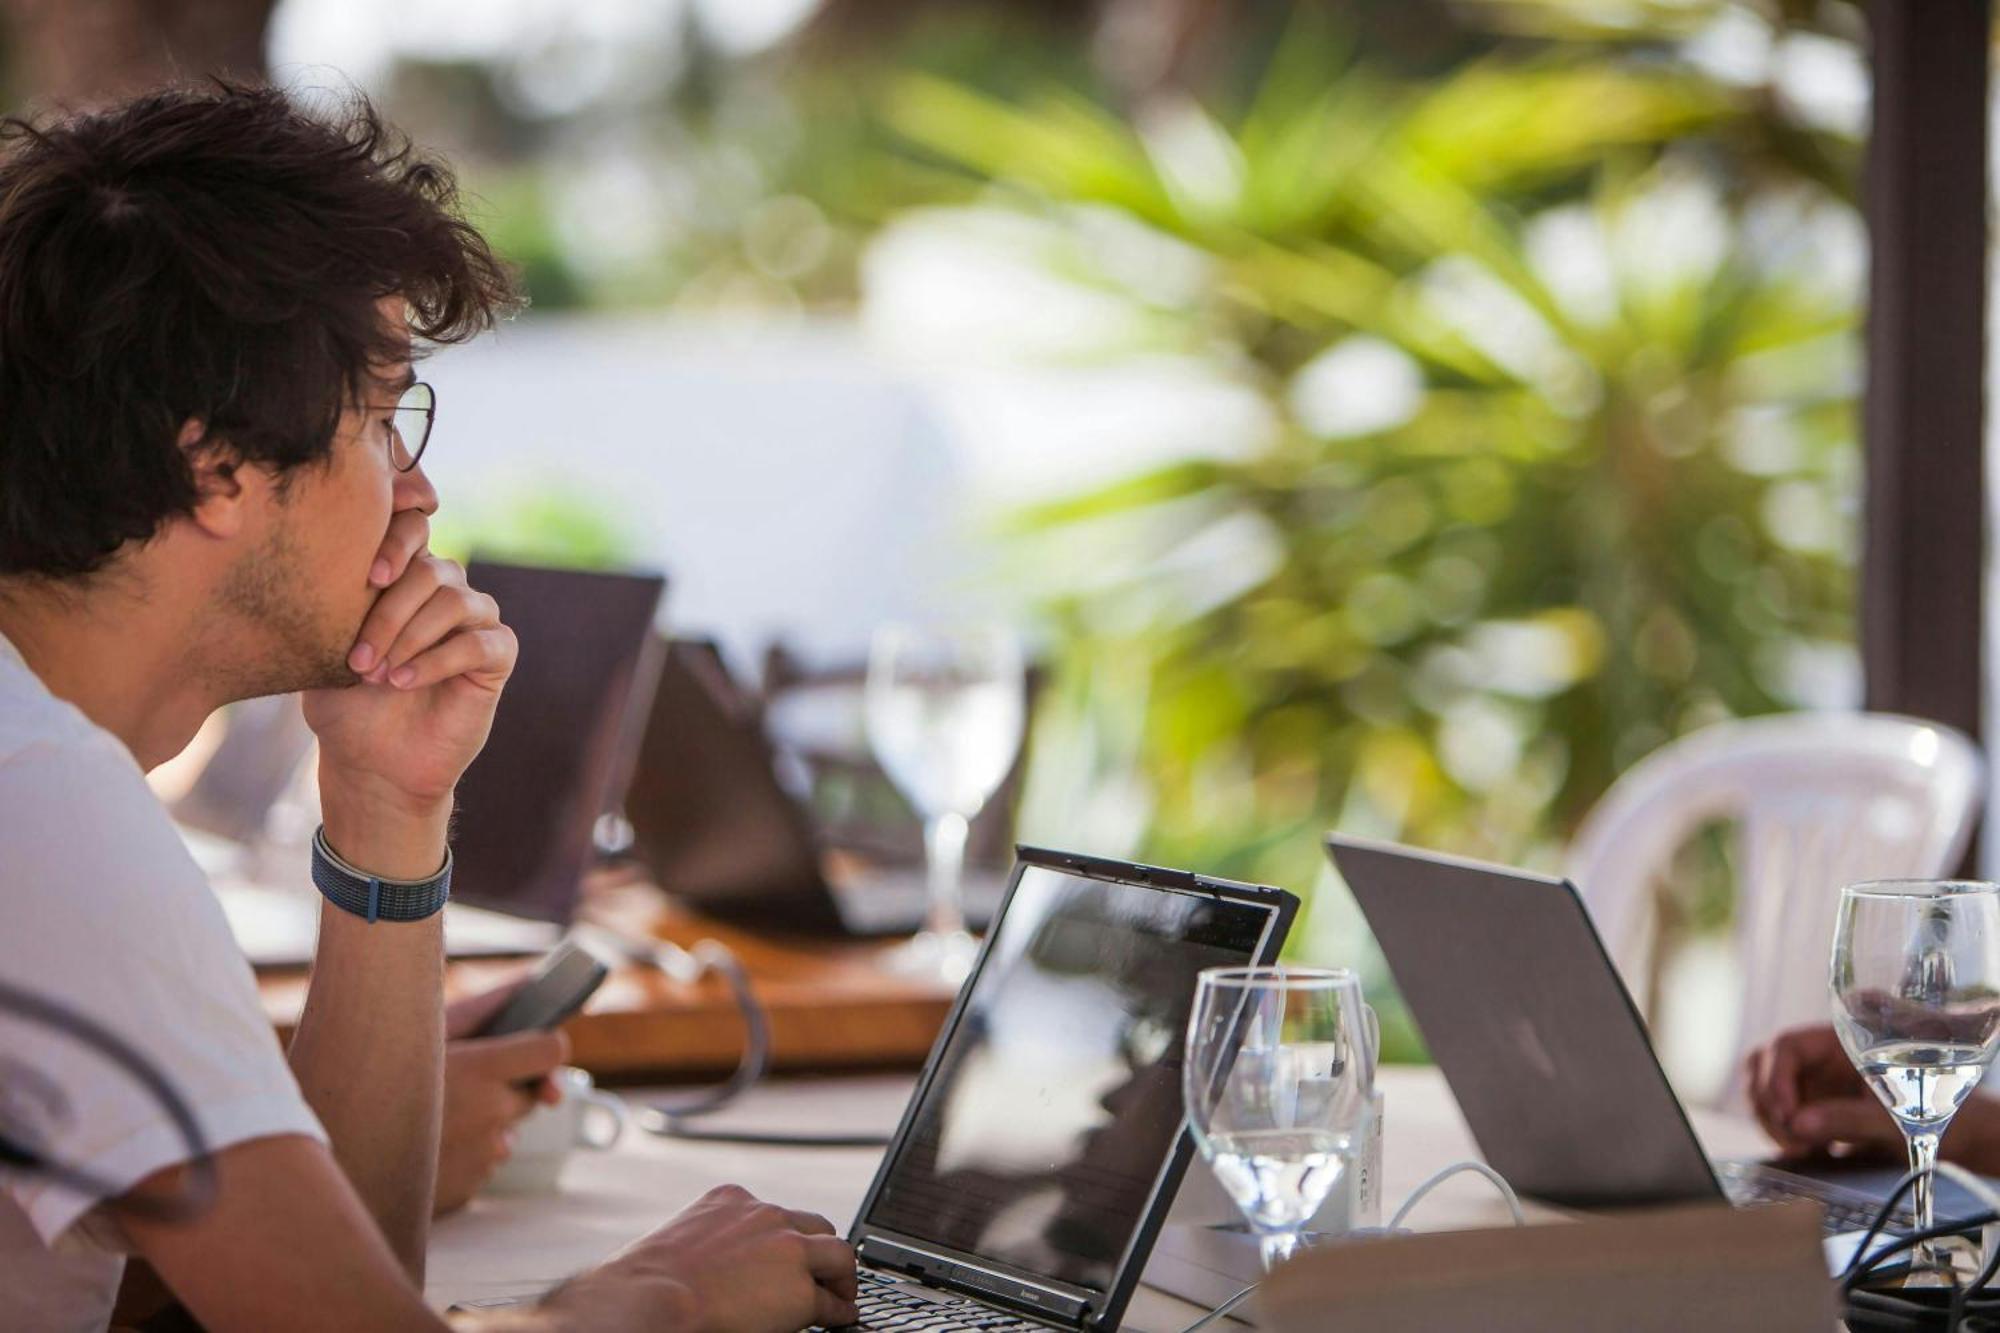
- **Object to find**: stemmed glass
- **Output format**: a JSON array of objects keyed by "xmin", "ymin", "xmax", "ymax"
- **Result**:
[
  {"xmin": 864, "ymin": 623, "xmax": 1025, "ymax": 983},
  {"xmin": 1184, "ymin": 967, "xmax": 1375, "ymax": 1272},
  {"xmin": 1831, "ymin": 880, "xmax": 2000, "ymax": 1274}
]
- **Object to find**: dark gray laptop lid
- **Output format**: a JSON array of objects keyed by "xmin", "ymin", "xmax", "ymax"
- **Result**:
[
  {"xmin": 848, "ymin": 847, "xmax": 1298, "ymax": 1331},
  {"xmin": 1325, "ymin": 834, "xmax": 1724, "ymax": 1208},
  {"xmin": 451, "ymin": 560, "xmax": 666, "ymax": 924}
]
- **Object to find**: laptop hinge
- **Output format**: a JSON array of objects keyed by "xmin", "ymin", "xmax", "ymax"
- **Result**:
[{"xmin": 859, "ymin": 1237, "xmax": 1094, "ymax": 1326}]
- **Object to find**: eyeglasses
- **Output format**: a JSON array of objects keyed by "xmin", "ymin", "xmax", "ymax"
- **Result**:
[{"xmin": 365, "ymin": 381, "xmax": 437, "ymax": 472}]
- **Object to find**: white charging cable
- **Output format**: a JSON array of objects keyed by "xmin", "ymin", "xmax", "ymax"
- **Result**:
[
  {"xmin": 1388, "ymin": 1160, "xmax": 1526, "ymax": 1231},
  {"xmin": 1172, "ymin": 1159, "xmax": 1525, "ymax": 1333}
]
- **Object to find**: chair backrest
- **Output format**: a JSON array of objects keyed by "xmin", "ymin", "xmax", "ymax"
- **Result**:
[{"xmin": 1566, "ymin": 712, "xmax": 1983, "ymax": 1107}]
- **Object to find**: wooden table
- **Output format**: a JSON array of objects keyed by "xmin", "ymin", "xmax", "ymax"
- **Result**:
[
  {"xmin": 426, "ymin": 1065, "xmax": 1774, "ymax": 1328},
  {"xmin": 258, "ymin": 879, "xmax": 960, "ymax": 1078}
]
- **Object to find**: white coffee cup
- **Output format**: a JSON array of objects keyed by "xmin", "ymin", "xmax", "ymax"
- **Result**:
[{"xmin": 485, "ymin": 1066, "xmax": 628, "ymax": 1196}]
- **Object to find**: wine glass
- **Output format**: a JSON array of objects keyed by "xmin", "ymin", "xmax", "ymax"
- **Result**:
[
  {"xmin": 1831, "ymin": 880, "xmax": 2000, "ymax": 1274},
  {"xmin": 1183, "ymin": 967, "xmax": 1375, "ymax": 1272},
  {"xmin": 864, "ymin": 623, "xmax": 1025, "ymax": 982}
]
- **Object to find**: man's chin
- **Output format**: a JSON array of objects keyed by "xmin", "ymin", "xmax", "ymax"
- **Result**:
[{"xmin": 263, "ymin": 651, "xmax": 363, "ymax": 698}]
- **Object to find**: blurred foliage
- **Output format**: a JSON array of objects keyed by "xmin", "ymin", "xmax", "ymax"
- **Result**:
[
  {"xmin": 431, "ymin": 484, "xmax": 642, "ymax": 572},
  {"xmin": 384, "ymin": 6, "xmax": 1108, "ymax": 315},
  {"xmin": 369, "ymin": 0, "xmax": 1869, "ymax": 1055},
  {"xmin": 865, "ymin": 4, "xmax": 1863, "ymax": 1000}
]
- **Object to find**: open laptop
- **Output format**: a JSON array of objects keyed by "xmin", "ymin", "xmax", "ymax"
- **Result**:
[
  {"xmin": 1324, "ymin": 833, "xmax": 1987, "ymax": 1233},
  {"xmin": 623, "ymin": 638, "xmax": 1009, "ymax": 938},
  {"xmin": 835, "ymin": 846, "xmax": 1296, "ymax": 1332}
]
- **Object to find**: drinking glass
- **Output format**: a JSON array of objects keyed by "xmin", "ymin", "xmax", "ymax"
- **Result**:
[
  {"xmin": 864, "ymin": 623, "xmax": 1025, "ymax": 982},
  {"xmin": 1831, "ymin": 880, "xmax": 2000, "ymax": 1271},
  {"xmin": 1184, "ymin": 967, "xmax": 1375, "ymax": 1272}
]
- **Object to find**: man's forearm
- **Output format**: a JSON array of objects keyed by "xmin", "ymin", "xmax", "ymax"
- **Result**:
[{"xmin": 287, "ymin": 773, "xmax": 452, "ymax": 1280}]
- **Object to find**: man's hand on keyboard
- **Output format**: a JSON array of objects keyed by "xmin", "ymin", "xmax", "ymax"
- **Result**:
[
  {"xmin": 532, "ymin": 1184, "xmax": 859, "ymax": 1333},
  {"xmin": 1745, "ymin": 1024, "xmax": 2000, "ymax": 1169}
]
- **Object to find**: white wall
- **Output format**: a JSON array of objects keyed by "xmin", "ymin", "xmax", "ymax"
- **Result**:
[{"xmin": 420, "ymin": 316, "xmax": 975, "ymax": 672}]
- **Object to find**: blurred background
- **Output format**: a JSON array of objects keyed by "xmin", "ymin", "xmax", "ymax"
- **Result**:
[{"xmin": 7, "ymin": 0, "xmax": 1878, "ymax": 1081}]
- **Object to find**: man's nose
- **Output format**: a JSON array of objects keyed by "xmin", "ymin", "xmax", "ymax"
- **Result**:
[{"xmin": 395, "ymin": 459, "xmax": 440, "ymax": 517}]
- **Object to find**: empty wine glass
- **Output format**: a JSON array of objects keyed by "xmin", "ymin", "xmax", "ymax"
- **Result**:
[
  {"xmin": 1184, "ymin": 967, "xmax": 1374, "ymax": 1272},
  {"xmin": 1831, "ymin": 880, "xmax": 2000, "ymax": 1275},
  {"xmin": 864, "ymin": 623, "xmax": 1025, "ymax": 982}
]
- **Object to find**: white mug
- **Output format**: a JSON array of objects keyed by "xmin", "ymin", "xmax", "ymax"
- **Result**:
[{"xmin": 485, "ymin": 1066, "xmax": 628, "ymax": 1196}]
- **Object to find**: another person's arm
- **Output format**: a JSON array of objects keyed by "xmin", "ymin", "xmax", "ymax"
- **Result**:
[
  {"xmin": 1743, "ymin": 1023, "xmax": 2000, "ymax": 1169},
  {"xmin": 436, "ymin": 982, "xmax": 569, "ymax": 1217}
]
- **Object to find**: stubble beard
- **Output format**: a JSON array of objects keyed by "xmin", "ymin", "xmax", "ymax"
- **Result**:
[{"xmin": 215, "ymin": 516, "xmax": 358, "ymax": 700}]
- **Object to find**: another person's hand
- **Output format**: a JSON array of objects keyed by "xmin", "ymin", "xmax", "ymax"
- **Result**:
[
  {"xmin": 533, "ymin": 1185, "xmax": 858, "ymax": 1333},
  {"xmin": 436, "ymin": 982, "xmax": 569, "ymax": 1217},
  {"xmin": 1744, "ymin": 1023, "xmax": 2000, "ymax": 1171}
]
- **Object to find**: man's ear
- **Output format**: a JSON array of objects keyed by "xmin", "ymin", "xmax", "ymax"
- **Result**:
[{"xmin": 181, "ymin": 417, "xmax": 252, "ymax": 540}]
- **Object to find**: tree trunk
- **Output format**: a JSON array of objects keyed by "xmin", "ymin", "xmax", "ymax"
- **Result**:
[{"xmin": 3, "ymin": 0, "xmax": 275, "ymax": 107}]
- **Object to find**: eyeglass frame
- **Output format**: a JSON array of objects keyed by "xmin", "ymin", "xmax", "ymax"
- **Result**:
[{"xmin": 361, "ymin": 380, "xmax": 437, "ymax": 472}]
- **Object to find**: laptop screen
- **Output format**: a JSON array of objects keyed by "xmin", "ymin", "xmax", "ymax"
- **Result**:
[{"xmin": 862, "ymin": 863, "xmax": 1276, "ymax": 1293}]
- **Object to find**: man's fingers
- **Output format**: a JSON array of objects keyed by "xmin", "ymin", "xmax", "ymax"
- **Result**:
[
  {"xmin": 388, "ymin": 626, "xmax": 518, "ymax": 692},
  {"xmin": 349, "ymin": 558, "xmax": 441, "ymax": 672},
  {"xmin": 369, "ymin": 508, "xmax": 431, "ymax": 588},
  {"xmin": 801, "ymin": 1235, "xmax": 859, "ymax": 1301},
  {"xmin": 460, "ymin": 1028, "xmax": 570, "ymax": 1085},
  {"xmin": 785, "ymin": 1209, "xmax": 838, "ymax": 1237},
  {"xmin": 381, "ymin": 587, "xmax": 499, "ymax": 678},
  {"xmin": 811, "ymin": 1283, "xmax": 860, "ymax": 1331},
  {"xmin": 1791, "ymin": 1096, "xmax": 1900, "ymax": 1151}
]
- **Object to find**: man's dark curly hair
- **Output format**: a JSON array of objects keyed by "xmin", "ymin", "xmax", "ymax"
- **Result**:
[{"xmin": 0, "ymin": 82, "xmax": 518, "ymax": 579}]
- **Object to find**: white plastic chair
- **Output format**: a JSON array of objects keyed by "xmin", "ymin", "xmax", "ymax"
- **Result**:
[{"xmin": 1566, "ymin": 712, "xmax": 1984, "ymax": 1108}]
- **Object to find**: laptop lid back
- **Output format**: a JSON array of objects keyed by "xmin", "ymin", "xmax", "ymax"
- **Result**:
[
  {"xmin": 1325, "ymin": 834, "xmax": 1723, "ymax": 1208},
  {"xmin": 450, "ymin": 561, "xmax": 666, "ymax": 924},
  {"xmin": 849, "ymin": 847, "xmax": 1296, "ymax": 1332},
  {"xmin": 623, "ymin": 637, "xmax": 847, "ymax": 934}
]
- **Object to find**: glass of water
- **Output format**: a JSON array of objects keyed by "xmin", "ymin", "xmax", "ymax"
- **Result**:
[
  {"xmin": 1831, "ymin": 880, "xmax": 2000, "ymax": 1270},
  {"xmin": 1184, "ymin": 966, "xmax": 1374, "ymax": 1272},
  {"xmin": 865, "ymin": 623, "xmax": 1026, "ymax": 983}
]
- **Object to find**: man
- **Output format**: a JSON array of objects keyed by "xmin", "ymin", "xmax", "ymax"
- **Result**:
[
  {"xmin": 1746, "ymin": 1026, "xmax": 2000, "ymax": 1169},
  {"xmin": 0, "ymin": 83, "xmax": 858, "ymax": 1331}
]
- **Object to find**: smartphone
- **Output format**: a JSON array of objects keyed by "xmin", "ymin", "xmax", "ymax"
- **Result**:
[{"xmin": 473, "ymin": 939, "xmax": 610, "ymax": 1038}]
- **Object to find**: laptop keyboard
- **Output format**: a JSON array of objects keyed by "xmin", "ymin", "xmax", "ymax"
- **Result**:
[
  {"xmin": 1717, "ymin": 1160, "xmax": 1916, "ymax": 1234},
  {"xmin": 823, "ymin": 1270, "xmax": 1054, "ymax": 1333}
]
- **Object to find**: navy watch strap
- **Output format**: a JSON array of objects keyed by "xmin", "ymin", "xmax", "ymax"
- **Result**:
[{"xmin": 310, "ymin": 826, "xmax": 452, "ymax": 924}]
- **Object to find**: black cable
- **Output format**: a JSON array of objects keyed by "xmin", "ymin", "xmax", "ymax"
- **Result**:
[
  {"xmin": 0, "ymin": 976, "xmax": 215, "ymax": 1223},
  {"xmin": 1841, "ymin": 1170, "xmax": 1933, "ymax": 1284},
  {"xmin": 1844, "ymin": 1211, "xmax": 2000, "ymax": 1293},
  {"xmin": 625, "ymin": 939, "xmax": 891, "ymax": 1150},
  {"xmin": 1951, "ymin": 1202, "xmax": 2000, "ymax": 1330},
  {"xmin": 1839, "ymin": 1166, "xmax": 2000, "ymax": 1332}
]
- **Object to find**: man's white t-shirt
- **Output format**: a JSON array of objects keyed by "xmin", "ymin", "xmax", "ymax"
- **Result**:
[{"xmin": 0, "ymin": 631, "xmax": 326, "ymax": 1331}]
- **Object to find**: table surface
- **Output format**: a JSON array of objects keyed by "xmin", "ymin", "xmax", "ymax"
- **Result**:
[
  {"xmin": 427, "ymin": 1064, "xmax": 1773, "ymax": 1329},
  {"xmin": 257, "ymin": 880, "xmax": 963, "ymax": 1078}
]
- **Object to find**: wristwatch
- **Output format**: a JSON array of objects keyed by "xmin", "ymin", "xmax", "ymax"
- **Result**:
[{"xmin": 309, "ymin": 825, "xmax": 453, "ymax": 924}]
